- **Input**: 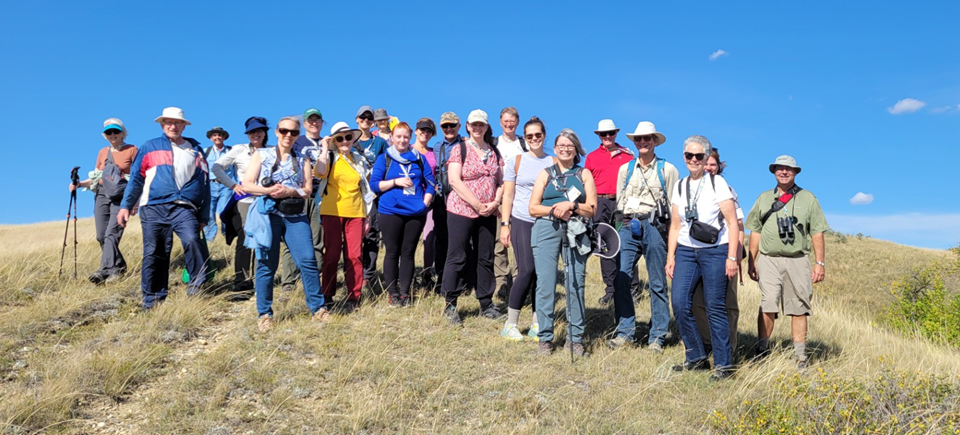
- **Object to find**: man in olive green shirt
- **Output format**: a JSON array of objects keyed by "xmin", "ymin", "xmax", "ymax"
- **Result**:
[{"xmin": 745, "ymin": 155, "xmax": 828, "ymax": 367}]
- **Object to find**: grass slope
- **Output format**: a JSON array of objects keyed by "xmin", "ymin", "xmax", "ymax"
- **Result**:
[{"xmin": 0, "ymin": 219, "xmax": 957, "ymax": 434}]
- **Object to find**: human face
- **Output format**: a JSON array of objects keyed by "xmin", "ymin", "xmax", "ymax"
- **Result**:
[
  {"xmin": 555, "ymin": 137, "xmax": 577, "ymax": 164},
  {"xmin": 356, "ymin": 113, "xmax": 375, "ymax": 131},
  {"xmin": 772, "ymin": 165, "xmax": 797, "ymax": 186},
  {"xmin": 705, "ymin": 156, "xmax": 720, "ymax": 175},
  {"xmin": 392, "ymin": 127, "xmax": 412, "ymax": 152},
  {"xmin": 375, "ymin": 119, "xmax": 390, "ymax": 132},
  {"xmin": 597, "ymin": 130, "xmax": 617, "ymax": 149},
  {"xmin": 467, "ymin": 122, "xmax": 487, "ymax": 141},
  {"xmin": 304, "ymin": 115, "xmax": 323, "ymax": 137},
  {"xmin": 333, "ymin": 131, "xmax": 357, "ymax": 152},
  {"xmin": 247, "ymin": 129, "xmax": 266, "ymax": 146},
  {"xmin": 633, "ymin": 134, "xmax": 658, "ymax": 158},
  {"xmin": 523, "ymin": 124, "xmax": 545, "ymax": 152},
  {"xmin": 275, "ymin": 120, "xmax": 300, "ymax": 148},
  {"xmin": 161, "ymin": 119, "xmax": 185, "ymax": 140},
  {"xmin": 415, "ymin": 128, "xmax": 434, "ymax": 145},
  {"xmin": 104, "ymin": 129, "xmax": 124, "ymax": 146},
  {"xmin": 210, "ymin": 133, "xmax": 225, "ymax": 147},
  {"xmin": 441, "ymin": 122, "xmax": 460, "ymax": 141},
  {"xmin": 683, "ymin": 143, "xmax": 706, "ymax": 176},
  {"xmin": 500, "ymin": 113, "xmax": 518, "ymax": 136}
]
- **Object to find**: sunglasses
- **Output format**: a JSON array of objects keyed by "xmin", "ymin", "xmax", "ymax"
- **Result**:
[
  {"xmin": 524, "ymin": 132, "xmax": 544, "ymax": 140},
  {"xmin": 334, "ymin": 134, "xmax": 354, "ymax": 143},
  {"xmin": 104, "ymin": 129, "xmax": 123, "ymax": 136},
  {"xmin": 358, "ymin": 115, "xmax": 374, "ymax": 121},
  {"xmin": 598, "ymin": 131, "xmax": 617, "ymax": 138},
  {"xmin": 634, "ymin": 135, "xmax": 656, "ymax": 142},
  {"xmin": 440, "ymin": 123, "xmax": 458, "ymax": 130},
  {"xmin": 684, "ymin": 152, "xmax": 705, "ymax": 161},
  {"xmin": 278, "ymin": 128, "xmax": 300, "ymax": 136}
]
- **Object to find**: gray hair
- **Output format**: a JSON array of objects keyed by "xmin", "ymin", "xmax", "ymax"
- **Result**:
[
  {"xmin": 682, "ymin": 135, "xmax": 713, "ymax": 158},
  {"xmin": 554, "ymin": 128, "xmax": 585, "ymax": 165},
  {"xmin": 101, "ymin": 117, "xmax": 127, "ymax": 141}
]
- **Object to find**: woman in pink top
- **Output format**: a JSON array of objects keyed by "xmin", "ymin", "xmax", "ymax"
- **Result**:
[{"xmin": 440, "ymin": 109, "xmax": 504, "ymax": 325}]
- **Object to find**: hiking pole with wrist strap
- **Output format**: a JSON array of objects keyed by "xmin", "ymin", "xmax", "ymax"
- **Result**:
[{"xmin": 59, "ymin": 166, "xmax": 80, "ymax": 278}]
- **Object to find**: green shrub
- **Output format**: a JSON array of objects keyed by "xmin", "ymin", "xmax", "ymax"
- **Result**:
[{"xmin": 884, "ymin": 247, "xmax": 960, "ymax": 347}]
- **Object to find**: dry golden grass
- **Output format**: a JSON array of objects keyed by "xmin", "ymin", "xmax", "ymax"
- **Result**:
[{"xmin": 0, "ymin": 219, "xmax": 956, "ymax": 434}]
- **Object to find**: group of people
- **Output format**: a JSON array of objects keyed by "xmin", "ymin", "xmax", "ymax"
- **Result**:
[{"xmin": 72, "ymin": 105, "xmax": 828, "ymax": 380}]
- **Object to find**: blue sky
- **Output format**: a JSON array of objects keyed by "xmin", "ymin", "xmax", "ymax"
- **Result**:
[{"xmin": 2, "ymin": 1, "xmax": 958, "ymax": 249}]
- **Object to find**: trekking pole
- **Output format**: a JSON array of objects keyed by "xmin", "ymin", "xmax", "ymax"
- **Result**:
[
  {"xmin": 560, "ymin": 220, "xmax": 575, "ymax": 364},
  {"xmin": 59, "ymin": 166, "xmax": 80, "ymax": 278}
]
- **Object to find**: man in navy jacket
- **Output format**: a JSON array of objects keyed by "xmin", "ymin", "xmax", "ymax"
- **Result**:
[{"xmin": 117, "ymin": 107, "xmax": 211, "ymax": 309}]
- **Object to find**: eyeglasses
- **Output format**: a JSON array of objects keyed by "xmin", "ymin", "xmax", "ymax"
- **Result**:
[
  {"xmin": 440, "ymin": 123, "xmax": 458, "ymax": 130},
  {"xmin": 305, "ymin": 117, "xmax": 323, "ymax": 124},
  {"xmin": 358, "ymin": 115, "xmax": 374, "ymax": 121},
  {"xmin": 334, "ymin": 134, "xmax": 354, "ymax": 143},
  {"xmin": 524, "ymin": 132, "xmax": 544, "ymax": 140},
  {"xmin": 598, "ymin": 131, "xmax": 616, "ymax": 138},
  {"xmin": 634, "ymin": 135, "xmax": 656, "ymax": 142},
  {"xmin": 278, "ymin": 128, "xmax": 300, "ymax": 136},
  {"xmin": 684, "ymin": 152, "xmax": 705, "ymax": 161},
  {"xmin": 104, "ymin": 129, "xmax": 123, "ymax": 136},
  {"xmin": 556, "ymin": 144, "xmax": 576, "ymax": 150}
]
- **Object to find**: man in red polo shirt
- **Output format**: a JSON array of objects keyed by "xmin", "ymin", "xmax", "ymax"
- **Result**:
[{"xmin": 584, "ymin": 119, "xmax": 634, "ymax": 305}]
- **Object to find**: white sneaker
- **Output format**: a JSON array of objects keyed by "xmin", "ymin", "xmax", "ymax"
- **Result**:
[
  {"xmin": 527, "ymin": 323, "xmax": 540, "ymax": 339},
  {"xmin": 500, "ymin": 324, "xmax": 524, "ymax": 341}
]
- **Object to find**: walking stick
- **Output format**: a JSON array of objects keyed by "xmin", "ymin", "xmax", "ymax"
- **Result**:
[
  {"xmin": 560, "ymin": 220, "xmax": 579, "ymax": 364},
  {"xmin": 59, "ymin": 166, "xmax": 80, "ymax": 278}
]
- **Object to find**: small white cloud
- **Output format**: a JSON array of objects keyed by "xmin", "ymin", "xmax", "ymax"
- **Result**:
[
  {"xmin": 709, "ymin": 49, "xmax": 728, "ymax": 61},
  {"xmin": 850, "ymin": 192, "xmax": 874, "ymax": 205},
  {"xmin": 887, "ymin": 98, "xmax": 926, "ymax": 115},
  {"xmin": 930, "ymin": 106, "xmax": 951, "ymax": 114}
]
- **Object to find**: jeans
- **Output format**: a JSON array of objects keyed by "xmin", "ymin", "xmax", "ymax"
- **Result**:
[
  {"xmin": 380, "ymin": 213, "xmax": 426, "ymax": 299},
  {"xmin": 254, "ymin": 213, "xmax": 325, "ymax": 317},
  {"xmin": 139, "ymin": 203, "xmax": 208, "ymax": 308},
  {"xmin": 671, "ymin": 244, "xmax": 732, "ymax": 368},
  {"xmin": 613, "ymin": 218, "xmax": 669, "ymax": 345},
  {"xmin": 278, "ymin": 196, "xmax": 323, "ymax": 288},
  {"xmin": 532, "ymin": 219, "xmax": 587, "ymax": 343},
  {"xmin": 93, "ymin": 192, "xmax": 126, "ymax": 275},
  {"xmin": 204, "ymin": 182, "xmax": 233, "ymax": 241}
]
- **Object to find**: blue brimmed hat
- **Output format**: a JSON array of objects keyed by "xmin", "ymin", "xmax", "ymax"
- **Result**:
[{"xmin": 244, "ymin": 117, "xmax": 269, "ymax": 134}]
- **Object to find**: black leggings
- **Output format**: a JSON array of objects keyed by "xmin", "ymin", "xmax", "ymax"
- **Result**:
[
  {"xmin": 380, "ymin": 213, "xmax": 426, "ymax": 298},
  {"xmin": 442, "ymin": 213, "xmax": 496, "ymax": 309},
  {"xmin": 508, "ymin": 218, "xmax": 536, "ymax": 311}
]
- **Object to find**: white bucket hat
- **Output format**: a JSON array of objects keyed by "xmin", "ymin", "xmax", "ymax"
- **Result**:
[
  {"xmin": 329, "ymin": 121, "xmax": 361, "ymax": 139},
  {"xmin": 594, "ymin": 119, "xmax": 619, "ymax": 134},
  {"xmin": 154, "ymin": 107, "xmax": 191, "ymax": 125},
  {"xmin": 625, "ymin": 121, "xmax": 665, "ymax": 145}
]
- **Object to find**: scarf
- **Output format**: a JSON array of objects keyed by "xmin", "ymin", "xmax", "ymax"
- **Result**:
[{"xmin": 386, "ymin": 146, "xmax": 420, "ymax": 165}]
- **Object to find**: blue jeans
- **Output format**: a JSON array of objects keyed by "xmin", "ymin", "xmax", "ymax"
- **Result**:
[
  {"xmin": 254, "ymin": 214, "xmax": 326, "ymax": 317},
  {"xmin": 532, "ymin": 219, "xmax": 587, "ymax": 343},
  {"xmin": 140, "ymin": 203, "xmax": 208, "ymax": 308},
  {"xmin": 671, "ymin": 244, "xmax": 732, "ymax": 368},
  {"xmin": 204, "ymin": 182, "xmax": 233, "ymax": 241},
  {"xmin": 613, "ymin": 219, "xmax": 669, "ymax": 345}
]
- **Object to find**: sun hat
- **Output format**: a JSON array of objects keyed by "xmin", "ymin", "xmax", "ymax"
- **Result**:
[
  {"xmin": 416, "ymin": 119, "xmax": 436, "ymax": 134},
  {"xmin": 329, "ymin": 121, "xmax": 362, "ymax": 139},
  {"xmin": 467, "ymin": 109, "xmax": 489, "ymax": 125},
  {"xmin": 244, "ymin": 117, "xmax": 269, "ymax": 134},
  {"xmin": 102, "ymin": 118, "xmax": 125, "ymax": 133},
  {"xmin": 356, "ymin": 105, "xmax": 374, "ymax": 118},
  {"xmin": 373, "ymin": 108, "xmax": 389, "ymax": 121},
  {"xmin": 625, "ymin": 121, "xmax": 666, "ymax": 145},
  {"xmin": 594, "ymin": 119, "xmax": 619, "ymax": 134},
  {"xmin": 303, "ymin": 108, "xmax": 323, "ymax": 120},
  {"xmin": 769, "ymin": 155, "xmax": 801, "ymax": 174},
  {"xmin": 440, "ymin": 112, "xmax": 459, "ymax": 124},
  {"xmin": 154, "ymin": 107, "xmax": 191, "ymax": 125},
  {"xmin": 206, "ymin": 126, "xmax": 230, "ymax": 140}
]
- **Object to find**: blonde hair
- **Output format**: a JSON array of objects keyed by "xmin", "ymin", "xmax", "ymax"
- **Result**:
[
  {"xmin": 500, "ymin": 106, "xmax": 519, "ymax": 120},
  {"xmin": 277, "ymin": 116, "xmax": 301, "ymax": 128}
]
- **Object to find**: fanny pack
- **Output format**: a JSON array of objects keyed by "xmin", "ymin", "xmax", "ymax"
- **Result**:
[
  {"xmin": 276, "ymin": 197, "xmax": 305, "ymax": 215},
  {"xmin": 689, "ymin": 220, "xmax": 721, "ymax": 244}
]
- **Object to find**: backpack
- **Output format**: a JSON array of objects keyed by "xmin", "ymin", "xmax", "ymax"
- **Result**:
[
  {"xmin": 677, "ymin": 173, "xmax": 717, "ymax": 197},
  {"xmin": 493, "ymin": 135, "xmax": 528, "ymax": 152},
  {"xmin": 545, "ymin": 162, "xmax": 584, "ymax": 190},
  {"xmin": 438, "ymin": 139, "xmax": 502, "ymax": 196},
  {"xmin": 100, "ymin": 147, "xmax": 127, "ymax": 200},
  {"xmin": 622, "ymin": 157, "xmax": 666, "ymax": 198}
]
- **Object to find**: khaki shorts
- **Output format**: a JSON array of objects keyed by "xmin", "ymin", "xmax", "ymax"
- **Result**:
[{"xmin": 757, "ymin": 254, "xmax": 813, "ymax": 316}]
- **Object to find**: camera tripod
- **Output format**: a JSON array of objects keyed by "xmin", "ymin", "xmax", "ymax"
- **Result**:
[{"xmin": 59, "ymin": 166, "xmax": 80, "ymax": 279}]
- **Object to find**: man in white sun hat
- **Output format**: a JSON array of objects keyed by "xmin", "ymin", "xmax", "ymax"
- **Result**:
[
  {"xmin": 607, "ymin": 121, "xmax": 679, "ymax": 353},
  {"xmin": 117, "ymin": 107, "xmax": 211, "ymax": 310}
]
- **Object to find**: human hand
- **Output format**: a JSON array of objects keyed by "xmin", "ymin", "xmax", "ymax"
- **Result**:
[
  {"xmin": 812, "ymin": 264, "xmax": 825, "ymax": 283},
  {"xmin": 68, "ymin": 182, "xmax": 77, "ymax": 192},
  {"xmin": 394, "ymin": 178, "xmax": 414, "ymax": 188},
  {"xmin": 725, "ymin": 259, "xmax": 738, "ymax": 278},
  {"xmin": 268, "ymin": 185, "xmax": 287, "ymax": 198},
  {"xmin": 232, "ymin": 184, "xmax": 247, "ymax": 195},
  {"xmin": 117, "ymin": 209, "xmax": 130, "ymax": 228},
  {"xmin": 499, "ymin": 226, "xmax": 511, "ymax": 247},
  {"xmin": 748, "ymin": 264, "xmax": 759, "ymax": 282},
  {"xmin": 479, "ymin": 202, "xmax": 497, "ymax": 217},
  {"xmin": 665, "ymin": 257, "xmax": 675, "ymax": 279}
]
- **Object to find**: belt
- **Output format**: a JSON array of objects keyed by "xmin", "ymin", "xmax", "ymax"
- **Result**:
[
  {"xmin": 622, "ymin": 212, "xmax": 651, "ymax": 223},
  {"xmin": 597, "ymin": 194, "xmax": 617, "ymax": 200}
]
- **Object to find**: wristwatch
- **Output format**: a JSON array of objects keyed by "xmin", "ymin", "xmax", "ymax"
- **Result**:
[
  {"xmin": 815, "ymin": 261, "xmax": 825, "ymax": 267},
  {"xmin": 501, "ymin": 220, "xmax": 510, "ymax": 227},
  {"xmin": 573, "ymin": 202, "xmax": 580, "ymax": 212},
  {"xmin": 727, "ymin": 256, "xmax": 737, "ymax": 262}
]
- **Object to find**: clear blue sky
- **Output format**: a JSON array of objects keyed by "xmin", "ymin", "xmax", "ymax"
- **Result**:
[{"xmin": 2, "ymin": 1, "xmax": 958, "ymax": 249}]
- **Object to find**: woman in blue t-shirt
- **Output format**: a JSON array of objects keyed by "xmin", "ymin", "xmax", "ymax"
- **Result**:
[
  {"xmin": 370, "ymin": 122, "xmax": 437, "ymax": 306},
  {"xmin": 528, "ymin": 129, "xmax": 597, "ymax": 358}
]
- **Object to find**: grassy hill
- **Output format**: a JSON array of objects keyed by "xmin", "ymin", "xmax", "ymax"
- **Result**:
[{"xmin": 1, "ymin": 219, "xmax": 958, "ymax": 434}]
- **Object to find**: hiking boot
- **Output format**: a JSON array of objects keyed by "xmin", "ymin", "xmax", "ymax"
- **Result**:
[
  {"xmin": 672, "ymin": 359, "xmax": 711, "ymax": 372},
  {"xmin": 563, "ymin": 341, "xmax": 587, "ymax": 358},
  {"xmin": 527, "ymin": 323, "xmax": 540, "ymax": 340},
  {"xmin": 750, "ymin": 344, "xmax": 771, "ymax": 363},
  {"xmin": 598, "ymin": 293, "xmax": 613, "ymax": 307},
  {"xmin": 710, "ymin": 367, "xmax": 736, "ymax": 381},
  {"xmin": 606, "ymin": 335, "xmax": 635, "ymax": 349},
  {"xmin": 443, "ymin": 305, "xmax": 462, "ymax": 326},
  {"xmin": 480, "ymin": 305, "xmax": 504, "ymax": 320},
  {"xmin": 312, "ymin": 308, "xmax": 332, "ymax": 323},
  {"xmin": 342, "ymin": 299, "xmax": 360, "ymax": 314},
  {"xmin": 281, "ymin": 284, "xmax": 295, "ymax": 292},
  {"xmin": 647, "ymin": 342, "xmax": 664, "ymax": 354},
  {"xmin": 88, "ymin": 271, "xmax": 108, "ymax": 285},
  {"xmin": 401, "ymin": 296, "xmax": 413, "ymax": 308},
  {"xmin": 537, "ymin": 340, "xmax": 554, "ymax": 356},
  {"xmin": 500, "ymin": 324, "xmax": 524, "ymax": 341},
  {"xmin": 388, "ymin": 295, "xmax": 403, "ymax": 308},
  {"xmin": 257, "ymin": 315, "xmax": 273, "ymax": 332}
]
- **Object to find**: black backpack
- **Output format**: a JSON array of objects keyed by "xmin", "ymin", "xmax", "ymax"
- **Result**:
[
  {"xmin": 437, "ymin": 138, "xmax": 501, "ymax": 196},
  {"xmin": 383, "ymin": 152, "xmax": 435, "ymax": 193}
]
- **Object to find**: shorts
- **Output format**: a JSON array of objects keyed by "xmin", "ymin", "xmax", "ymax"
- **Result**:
[{"xmin": 757, "ymin": 254, "xmax": 813, "ymax": 316}]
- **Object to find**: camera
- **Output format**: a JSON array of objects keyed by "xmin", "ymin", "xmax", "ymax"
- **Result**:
[
  {"xmin": 777, "ymin": 216, "xmax": 796, "ymax": 244},
  {"xmin": 684, "ymin": 204, "xmax": 698, "ymax": 222},
  {"xmin": 653, "ymin": 197, "xmax": 671, "ymax": 225},
  {"xmin": 261, "ymin": 177, "xmax": 276, "ymax": 188}
]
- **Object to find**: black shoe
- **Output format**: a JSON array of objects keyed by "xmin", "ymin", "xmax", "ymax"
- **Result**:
[
  {"xmin": 342, "ymin": 299, "xmax": 360, "ymax": 314},
  {"xmin": 387, "ymin": 295, "xmax": 403, "ymax": 308},
  {"xmin": 480, "ymin": 305, "xmax": 504, "ymax": 320},
  {"xmin": 750, "ymin": 345, "xmax": 771, "ymax": 363},
  {"xmin": 709, "ymin": 367, "xmax": 736, "ymax": 381},
  {"xmin": 563, "ymin": 341, "xmax": 587, "ymax": 358},
  {"xmin": 443, "ymin": 305, "xmax": 462, "ymax": 326},
  {"xmin": 598, "ymin": 293, "xmax": 613, "ymax": 307},
  {"xmin": 88, "ymin": 271, "xmax": 108, "ymax": 285},
  {"xmin": 672, "ymin": 359, "xmax": 711, "ymax": 372}
]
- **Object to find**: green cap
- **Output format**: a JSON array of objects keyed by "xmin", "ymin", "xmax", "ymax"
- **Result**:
[{"xmin": 303, "ymin": 108, "xmax": 323, "ymax": 120}]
